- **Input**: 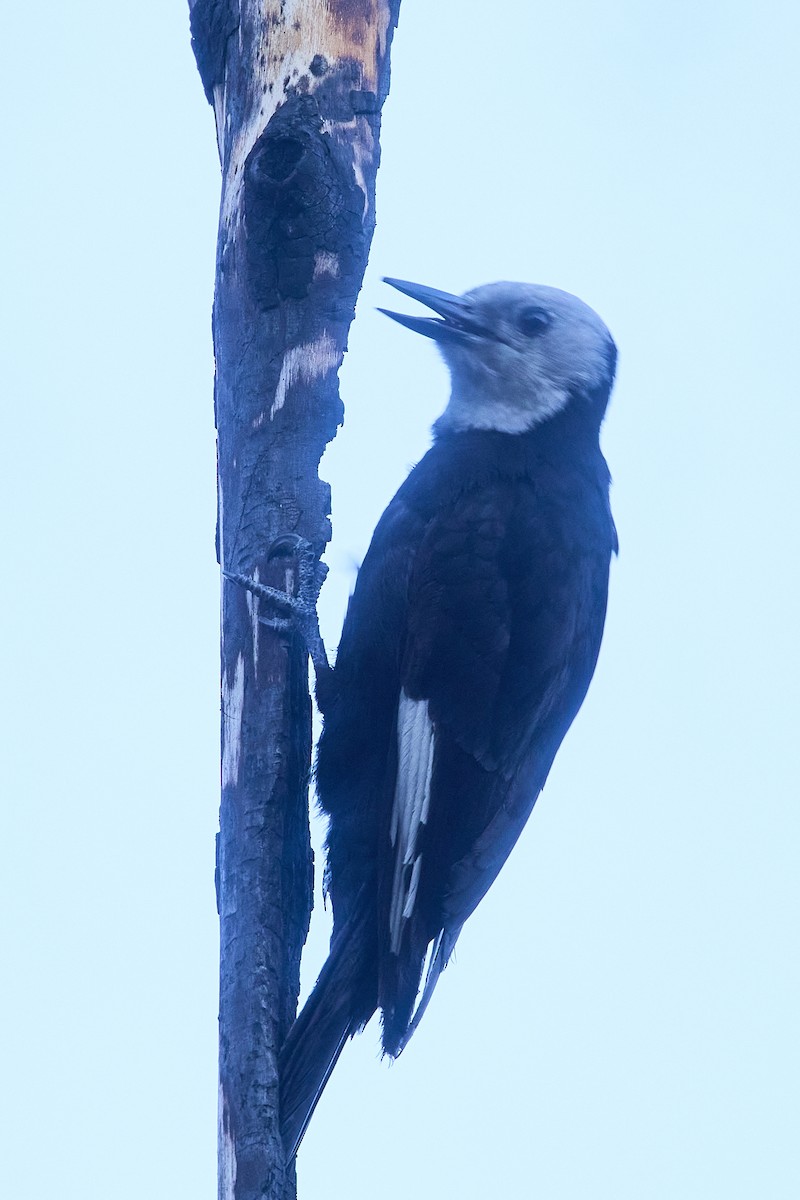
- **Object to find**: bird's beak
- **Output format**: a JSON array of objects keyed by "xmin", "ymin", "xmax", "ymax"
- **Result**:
[{"xmin": 378, "ymin": 277, "xmax": 475, "ymax": 344}]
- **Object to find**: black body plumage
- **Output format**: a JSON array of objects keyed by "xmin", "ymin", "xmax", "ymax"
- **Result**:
[{"xmin": 279, "ymin": 279, "xmax": 618, "ymax": 1159}]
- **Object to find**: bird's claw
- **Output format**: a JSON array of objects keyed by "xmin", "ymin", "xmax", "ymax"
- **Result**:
[
  {"xmin": 223, "ymin": 573, "xmax": 308, "ymax": 618},
  {"xmin": 267, "ymin": 533, "xmax": 308, "ymax": 560},
  {"xmin": 269, "ymin": 535, "xmax": 329, "ymax": 611},
  {"xmin": 223, "ymin": 537, "xmax": 331, "ymax": 686}
]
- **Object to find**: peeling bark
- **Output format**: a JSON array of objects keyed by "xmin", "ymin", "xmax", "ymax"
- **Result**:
[{"xmin": 188, "ymin": 2, "xmax": 402, "ymax": 1197}]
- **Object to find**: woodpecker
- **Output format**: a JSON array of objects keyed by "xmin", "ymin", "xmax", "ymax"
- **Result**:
[{"xmin": 277, "ymin": 277, "xmax": 618, "ymax": 1159}]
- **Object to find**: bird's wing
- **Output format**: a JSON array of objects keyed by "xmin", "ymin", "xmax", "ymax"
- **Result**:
[
  {"xmin": 388, "ymin": 689, "xmax": 435, "ymax": 953},
  {"xmin": 316, "ymin": 494, "xmax": 428, "ymax": 932},
  {"xmin": 383, "ymin": 482, "xmax": 514, "ymax": 962},
  {"xmin": 403, "ymin": 482, "xmax": 517, "ymax": 768},
  {"xmin": 386, "ymin": 475, "xmax": 611, "ymax": 959}
]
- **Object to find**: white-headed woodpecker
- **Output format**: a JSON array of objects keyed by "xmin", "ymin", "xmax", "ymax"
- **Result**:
[{"xmin": 277, "ymin": 277, "xmax": 618, "ymax": 1159}]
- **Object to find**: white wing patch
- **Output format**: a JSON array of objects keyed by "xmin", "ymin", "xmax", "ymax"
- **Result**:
[{"xmin": 389, "ymin": 691, "xmax": 436, "ymax": 954}]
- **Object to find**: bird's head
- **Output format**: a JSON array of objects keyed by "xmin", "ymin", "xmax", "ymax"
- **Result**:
[{"xmin": 380, "ymin": 278, "xmax": 616, "ymax": 435}]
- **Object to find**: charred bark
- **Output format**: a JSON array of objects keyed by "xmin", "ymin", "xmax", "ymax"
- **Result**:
[{"xmin": 188, "ymin": 3, "xmax": 402, "ymax": 1197}]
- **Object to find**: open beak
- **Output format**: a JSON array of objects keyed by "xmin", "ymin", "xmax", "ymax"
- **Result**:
[{"xmin": 378, "ymin": 277, "xmax": 476, "ymax": 343}]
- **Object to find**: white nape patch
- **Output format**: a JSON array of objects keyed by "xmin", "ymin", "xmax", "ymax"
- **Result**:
[
  {"xmin": 270, "ymin": 332, "xmax": 342, "ymax": 420},
  {"xmin": 221, "ymin": 653, "xmax": 245, "ymax": 789},
  {"xmin": 389, "ymin": 691, "xmax": 436, "ymax": 954},
  {"xmin": 313, "ymin": 250, "xmax": 340, "ymax": 279}
]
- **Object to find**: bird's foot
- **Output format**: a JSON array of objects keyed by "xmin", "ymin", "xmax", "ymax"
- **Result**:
[{"xmin": 224, "ymin": 536, "xmax": 332, "ymax": 696}]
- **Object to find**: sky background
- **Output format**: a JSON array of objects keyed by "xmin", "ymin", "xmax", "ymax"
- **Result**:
[{"xmin": 2, "ymin": 2, "xmax": 799, "ymax": 1197}]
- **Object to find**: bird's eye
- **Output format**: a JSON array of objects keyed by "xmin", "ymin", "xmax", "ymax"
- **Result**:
[{"xmin": 517, "ymin": 306, "xmax": 551, "ymax": 337}]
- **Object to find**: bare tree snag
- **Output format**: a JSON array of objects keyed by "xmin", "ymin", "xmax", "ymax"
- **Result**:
[{"xmin": 188, "ymin": 3, "xmax": 402, "ymax": 1198}]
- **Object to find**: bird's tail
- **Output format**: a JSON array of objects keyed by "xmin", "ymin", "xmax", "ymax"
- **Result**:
[
  {"xmin": 279, "ymin": 905, "xmax": 376, "ymax": 1162},
  {"xmin": 381, "ymin": 923, "xmax": 462, "ymax": 1057}
]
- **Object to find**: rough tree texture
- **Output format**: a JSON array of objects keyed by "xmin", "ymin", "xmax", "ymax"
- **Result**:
[{"xmin": 188, "ymin": 3, "xmax": 401, "ymax": 1198}]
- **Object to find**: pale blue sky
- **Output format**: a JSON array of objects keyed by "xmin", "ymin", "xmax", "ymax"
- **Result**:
[{"xmin": 2, "ymin": 3, "xmax": 798, "ymax": 1198}]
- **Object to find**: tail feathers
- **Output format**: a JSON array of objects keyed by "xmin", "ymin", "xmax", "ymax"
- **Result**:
[
  {"xmin": 382, "ymin": 923, "xmax": 463, "ymax": 1057},
  {"xmin": 279, "ymin": 911, "xmax": 375, "ymax": 1162},
  {"xmin": 412, "ymin": 924, "xmax": 461, "ymax": 1036}
]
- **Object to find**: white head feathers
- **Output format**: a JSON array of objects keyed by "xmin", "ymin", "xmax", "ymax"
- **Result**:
[{"xmin": 434, "ymin": 282, "xmax": 616, "ymax": 434}]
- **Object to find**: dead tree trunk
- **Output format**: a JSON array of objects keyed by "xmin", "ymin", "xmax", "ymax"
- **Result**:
[{"xmin": 188, "ymin": 3, "xmax": 401, "ymax": 1198}]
